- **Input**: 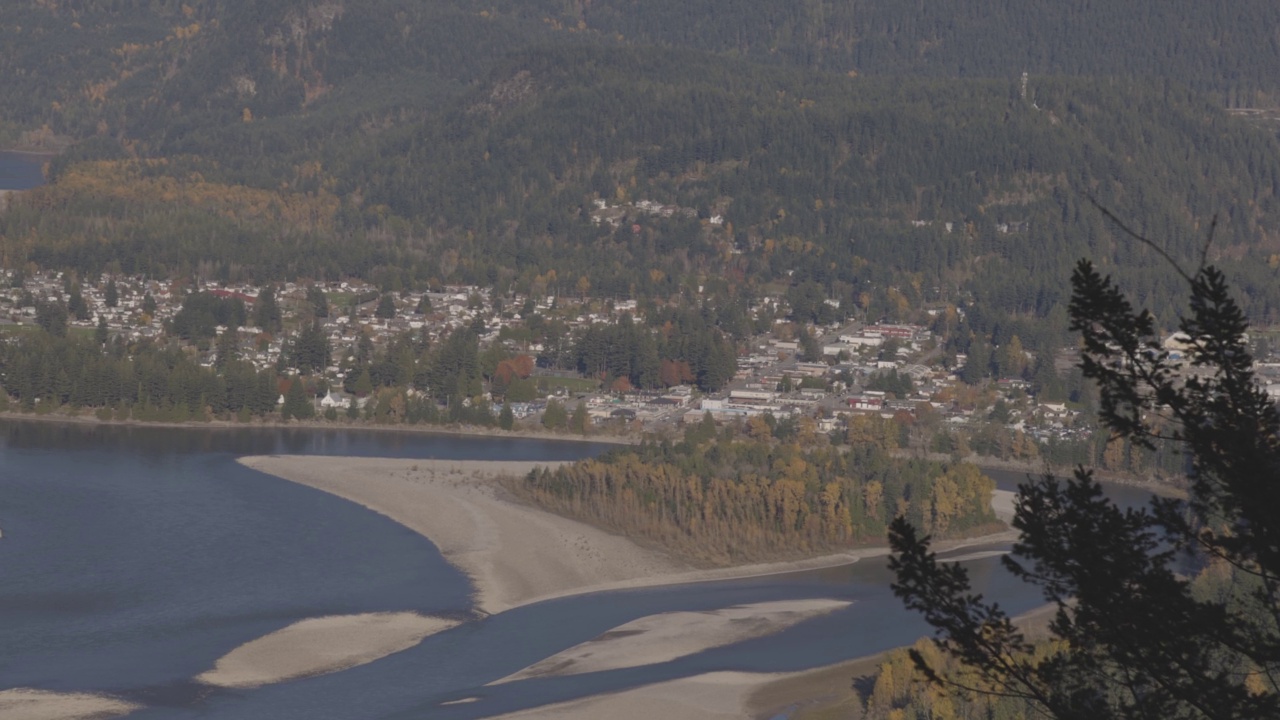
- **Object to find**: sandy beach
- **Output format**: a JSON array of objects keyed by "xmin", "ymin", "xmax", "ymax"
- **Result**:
[
  {"xmin": 494, "ymin": 598, "xmax": 850, "ymax": 684},
  {"xmin": 0, "ymin": 689, "xmax": 140, "ymax": 720},
  {"xmin": 196, "ymin": 612, "xmax": 459, "ymax": 689}
]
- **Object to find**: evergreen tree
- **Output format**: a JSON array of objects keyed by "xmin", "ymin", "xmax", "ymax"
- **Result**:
[
  {"xmin": 959, "ymin": 340, "xmax": 990, "ymax": 385},
  {"xmin": 499, "ymin": 403, "xmax": 515, "ymax": 430},
  {"xmin": 104, "ymin": 278, "xmax": 118, "ymax": 308},
  {"xmin": 291, "ymin": 321, "xmax": 330, "ymax": 373},
  {"xmin": 67, "ymin": 284, "xmax": 89, "ymax": 321},
  {"xmin": 375, "ymin": 293, "xmax": 397, "ymax": 319},
  {"xmin": 281, "ymin": 376, "xmax": 314, "ymax": 420},
  {"xmin": 351, "ymin": 367, "xmax": 374, "ymax": 397},
  {"xmin": 542, "ymin": 399, "xmax": 568, "ymax": 430},
  {"xmin": 94, "ymin": 315, "xmax": 108, "ymax": 346},
  {"xmin": 142, "ymin": 292, "xmax": 157, "ymax": 315},
  {"xmin": 889, "ymin": 258, "xmax": 1280, "ymax": 719},
  {"xmin": 35, "ymin": 300, "xmax": 68, "ymax": 337},
  {"xmin": 571, "ymin": 400, "xmax": 590, "ymax": 435},
  {"xmin": 254, "ymin": 285, "xmax": 283, "ymax": 334},
  {"xmin": 307, "ymin": 285, "xmax": 329, "ymax": 318},
  {"xmin": 798, "ymin": 326, "xmax": 822, "ymax": 362},
  {"xmin": 1031, "ymin": 356, "xmax": 1066, "ymax": 402},
  {"xmin": 215, "ymin": 328, "xmax": 239, "ymax": 370}
]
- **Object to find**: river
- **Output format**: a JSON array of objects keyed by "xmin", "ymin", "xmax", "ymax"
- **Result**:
[{"xmin": 0, "ymin": 421, "xmax": 1153, "ymax": 719}]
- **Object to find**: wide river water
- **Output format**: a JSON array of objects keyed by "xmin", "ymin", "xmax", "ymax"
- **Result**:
[{"xmin": 0, "ymin": 421, "xmax": 1152, "ymax": 719}]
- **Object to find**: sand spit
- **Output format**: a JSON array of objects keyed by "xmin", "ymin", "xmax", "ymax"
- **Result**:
[
  {"xmin": 495, "ymin": 598, "xmax": 850, "ymax": 684},
  {"xmin": 196, "ymin": 612, "xmax": 458, "ymax": 689},
  {"xmin": 0, "ymin": 689, "xmax": 140, "ymax": 720},
  {"xmin": 490, "ymin": 671, "xmax": 779, "ymax": 720},
  {"xmin": 242, "ymin": 456, "xmax": 1013, "ymax": 616},
  {"xmin": 240, "ymin": 456, "xmax": 690, "ymax": 614},
  {"xmin": 991, "ymin": 489, "xmax": 1017, "ymax": 521}
]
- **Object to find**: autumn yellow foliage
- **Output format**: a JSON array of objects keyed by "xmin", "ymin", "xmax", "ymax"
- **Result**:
[{"xmin": 32, "ymin": 160, "xmax": 339, "ymax": 233}]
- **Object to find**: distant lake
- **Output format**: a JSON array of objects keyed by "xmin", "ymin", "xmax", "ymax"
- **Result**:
[{"xmin": 0, "ymin": 151, "xmax": 48, "ymax": 190}]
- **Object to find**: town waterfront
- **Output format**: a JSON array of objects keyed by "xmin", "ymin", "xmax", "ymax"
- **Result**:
[{"xmin": 0, "ymin": 421, "xmax": 1148, "ymax": 719}]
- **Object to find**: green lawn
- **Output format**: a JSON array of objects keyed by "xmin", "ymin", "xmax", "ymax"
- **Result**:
[
  {"xmin": 0, "ymin": 324, "xmax": 97, "ymax": 340},
  {"xmin": 536, "ymin": 376, "xmax": 599, "ymax": 393}
]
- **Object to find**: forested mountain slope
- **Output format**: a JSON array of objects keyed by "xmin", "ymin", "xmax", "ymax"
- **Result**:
[
  {"xmin": 3, "ymin": 0, "xmax": 1280, "ymax": 336},
  {"xmin": 356, "ymin": 49, "xmax": 1280, "ymax": 320},
  {"xmin": 581, "ymin": 0, "xmax": 1280, "ymax": 106},
  {"xmin": 5, "ymin": 0, "xmax": 1280, "ymax": 145},
  {"xmin": 9, "ymin": 46, "xmax": 1280, "ymax": 330}
]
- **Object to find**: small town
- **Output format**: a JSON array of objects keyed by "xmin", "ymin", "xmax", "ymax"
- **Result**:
[{"xmin": 5, "ymin": 269, "xmax": 1277, "ymax": 463}]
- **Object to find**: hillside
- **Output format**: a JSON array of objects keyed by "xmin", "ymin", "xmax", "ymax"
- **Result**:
[
  {"xmin": 2, "ymin": 1, "xmax": 1280, "ymax": 340},
  {"xmin": 356, "ymin": 49, "xmax": 1280, "ymax": 319},
  {"xmin": 5, "ymin": 0, "xmax": 1280, "ymax": 146}
]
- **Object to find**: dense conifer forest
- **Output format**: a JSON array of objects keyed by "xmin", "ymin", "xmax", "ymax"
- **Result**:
[{"xmin": 3, "ymin": 1, "xmax": 1280, "ymax": 331}]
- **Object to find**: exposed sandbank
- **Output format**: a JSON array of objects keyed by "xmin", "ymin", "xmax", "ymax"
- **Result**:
[
  {"xmin": 228, "ymin": 455, "xmax": 1021, "ymax": 717},
  {"xmin": 241, "ymin": 456, "xmax": 1017, "ymax": 616},
  {"xmin": 494, "ymin": 598, "xmax": 850, "ymax": 684},
  {"xmin": 0, "ymin": 689, "xmax": 140, "ymax": 720},
  {"xmin": 196, "ymin": 612, "xmax": 458, "ymax": 689},
  {"xmin": 240, "ymin": 456, "xmax": 687, "ymax": 614},
  {"xmin": 990, "ymin": 488, "xmax": 1016, "ymax": 521},
  {"xmin": 488, "ymin": 671, "xmax": 780, "ymax": 720},
  {"xmin": 495, "ymin": 602, "xmax": 1057, "ymax": 720}
]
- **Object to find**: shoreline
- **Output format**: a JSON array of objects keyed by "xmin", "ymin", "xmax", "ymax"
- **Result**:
[
  {"xmin": 3, "ymin": 410, "xmax": 1185, "ymax": 494},
  {"xmin": 0, "ymin": 410, "xmax": 636, "ymax": 447},
  {"xmin": 241, "ymin": 455, "xmax": 1018, "ymax": 615}
]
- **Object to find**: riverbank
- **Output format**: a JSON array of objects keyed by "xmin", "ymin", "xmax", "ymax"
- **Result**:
[
  {"xmin": 0, "ymin": 410, "xmax": 636, "ymax": 447},
  {"xmin": 242, "ymin": 456, "xmax": 1018, "ymax": 616}
]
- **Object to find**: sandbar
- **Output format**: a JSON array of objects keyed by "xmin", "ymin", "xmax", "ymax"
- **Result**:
[
  {"xmin": 0, "ymin": 689, "xmax": 140, "ymax": 720},
  {"xmin": 489, "ymin": 671, "xmax": 780, "ymax": 720},
  {"xmin": 196, "ymin": 612, "xmax": 458, "ymax": 689},
  {"xmin": 240, "ymin": 456, "xmax": 692, "ymax": 614},
  {"xmin": 242, "ymin": 456, "xmax": 1013, "ymax": 615},
  {"xmin": 991, "ymin": 488, "xmax": 1016, "ymax": 521},
  {"xmin": 497, "ymin": 602, "xmax": 1055, "ymax": 720},
  {"xmin": 494, "ymin": 598, "xmax": 850, "ymax": 683}
]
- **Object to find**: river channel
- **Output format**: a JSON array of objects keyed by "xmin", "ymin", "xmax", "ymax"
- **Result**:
[{"xmin": 0, "ymin": 420, "xmax": 1152, "ymax": 719}]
